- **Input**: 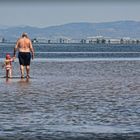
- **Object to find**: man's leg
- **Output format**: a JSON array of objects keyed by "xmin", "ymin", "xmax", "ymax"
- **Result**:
[
  {"xmin": 20, "ymin": 65, "xmax": 24, "ymax": 78},
  {"xmin": 26, "ymin": 65, "xmax": 30, "ymax": 78}
]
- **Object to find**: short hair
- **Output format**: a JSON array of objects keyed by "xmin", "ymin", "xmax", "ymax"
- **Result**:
[{"xmin": 22, "ymin": 32, "xmax": 28, "ymax": 38}]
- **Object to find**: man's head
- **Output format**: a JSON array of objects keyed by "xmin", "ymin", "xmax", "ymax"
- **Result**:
[{"xmin": 22, "ymin": 32, "xmax": 28, "ymax": 38}]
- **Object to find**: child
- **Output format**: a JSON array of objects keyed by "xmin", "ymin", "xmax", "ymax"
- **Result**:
[{"xmin": 2, "ymin": 54, "xmax": 14, "ymax": 78}]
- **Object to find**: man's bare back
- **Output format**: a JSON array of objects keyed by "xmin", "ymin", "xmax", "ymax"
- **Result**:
[
  {"xmin": 15, "ymin": 34, "xmax": 33, "ymax": 53},
  {"xmin": 17, "ymin": 37, "xmax": 31, "ymax": 52}
]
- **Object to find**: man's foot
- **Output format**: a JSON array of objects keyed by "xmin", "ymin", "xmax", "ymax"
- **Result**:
[
  {"xmin": 26, "ymin": 75, "xmax": 30, "ymax": 79},
  {"xmin": 21, "ymin": 75, "xmax": 24, "ymax": 78}
]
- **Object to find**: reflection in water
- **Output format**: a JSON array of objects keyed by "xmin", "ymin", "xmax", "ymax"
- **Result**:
[
  {"xmin": 5, "ymin": 77, "xmax": 12, "ymax": 83},
  {"xmin": 18, "ymin": 78, "xmax": 30, "ymax": 87},
  {"xmin": 4, "ymin": 77, "xmax": 30, "ymax": 87}
]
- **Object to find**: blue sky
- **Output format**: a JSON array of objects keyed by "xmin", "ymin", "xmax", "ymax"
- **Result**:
[{"xmin": 0, "ymin": 1, "xmax": 140, "ymax": 27}]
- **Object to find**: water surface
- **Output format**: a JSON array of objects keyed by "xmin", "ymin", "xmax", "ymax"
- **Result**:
[{"xmin": 0, "ymin": 60, "xmax": 140, "ymax": 139}]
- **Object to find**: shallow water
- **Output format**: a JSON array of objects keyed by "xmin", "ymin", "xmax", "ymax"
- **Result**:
[{"xmin": 0, "ymin": 60, "xmax": 140, "ymax": 139}]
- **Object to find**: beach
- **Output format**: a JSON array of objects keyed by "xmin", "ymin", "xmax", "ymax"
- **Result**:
[{"xmin": 0, "ymin": 59, "xmax": 140, "ymax": 139}]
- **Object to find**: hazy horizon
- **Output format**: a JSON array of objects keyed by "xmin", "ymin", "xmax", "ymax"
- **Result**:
[
  {"xmin": 0, "ymin": 1, "xmax": 140, "ymax": 28},
  {"xmin": 1, "ymin": 20, "xmax": 140, "ymax": 29}
]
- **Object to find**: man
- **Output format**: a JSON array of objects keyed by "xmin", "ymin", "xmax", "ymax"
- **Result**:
[{"xmin": 14, "ymin": 32, "xmax": 34, "ymax": 78}]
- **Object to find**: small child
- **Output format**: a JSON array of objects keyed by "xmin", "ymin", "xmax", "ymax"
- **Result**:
[{"xmin": 2, "ymin": 54, "xmax": 14, "ymax": 78}]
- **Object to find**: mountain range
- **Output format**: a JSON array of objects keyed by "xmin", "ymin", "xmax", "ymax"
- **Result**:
[{"xmin": 0, "ymin": 20, "xmax": 140, "ymax": 41}]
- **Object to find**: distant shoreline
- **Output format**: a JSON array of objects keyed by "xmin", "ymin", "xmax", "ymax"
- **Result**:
[{"xmin": 1, "ymin": 42, "xmax": 140, "ymax": 46}]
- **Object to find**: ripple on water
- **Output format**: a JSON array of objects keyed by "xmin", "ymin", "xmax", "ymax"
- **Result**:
[{"xmin": 0, "ymin": 60, "xmax": 140, "ymax": 139}]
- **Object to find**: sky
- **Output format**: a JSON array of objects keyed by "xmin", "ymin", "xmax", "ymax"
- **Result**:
[{"xmin": 0, "ymin": 0, "xmax": 140, "ymax": 28}]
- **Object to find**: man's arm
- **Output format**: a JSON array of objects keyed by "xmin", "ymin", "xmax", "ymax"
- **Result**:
[
  {"xmin": 29, "ymin": 40, "xmax": 34, "ymax": 59},
  {"xmin": 13, "ymin": 40, "xmax": 19, "ymax": 58}
]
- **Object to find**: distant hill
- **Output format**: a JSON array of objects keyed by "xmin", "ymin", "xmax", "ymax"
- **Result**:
[{"xmin": 0, "ymin": 20, "xmax": 140, "ymax": 41}]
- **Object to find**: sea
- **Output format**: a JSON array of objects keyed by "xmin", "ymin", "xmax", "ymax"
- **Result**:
[{"xmin": 0, "ymin": 43, "xmax": 140, "ymax": 140}]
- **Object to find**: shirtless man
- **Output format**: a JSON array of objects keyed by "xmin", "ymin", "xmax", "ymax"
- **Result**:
[{"xmin": 14, "ymin": 32, "xmax": 34, "ymax": 78}]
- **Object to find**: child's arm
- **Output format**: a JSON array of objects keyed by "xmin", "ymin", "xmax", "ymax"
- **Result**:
[
  {"xmin": 2, "ymin": 59, "xmax": 11, "ymax": 68},
  {"xmin": 11, "ymin": 57, "xmax": 15, "ymax": 62},
  {"xmin": 2, "ymin": 61, "xmax": 6, "ymax": 68}
]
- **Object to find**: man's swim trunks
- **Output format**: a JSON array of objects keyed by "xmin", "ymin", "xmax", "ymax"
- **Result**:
[{"xmin": 18, "ymin": 52, "xmax": 31, "ymax": 66}]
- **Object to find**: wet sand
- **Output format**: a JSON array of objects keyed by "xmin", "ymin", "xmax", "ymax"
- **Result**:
[{"xmin": 0, "ymin": 60, "xmax": 140, "ymax": 139}]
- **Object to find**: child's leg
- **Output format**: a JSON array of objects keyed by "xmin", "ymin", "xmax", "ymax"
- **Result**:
[
  {"xmin": 6, "ymin": 70, "xmax": 9, "ymax": 78},
  {"xmin": 9, "ymin": 68, "xmax": 12, "ymax": 78}
]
